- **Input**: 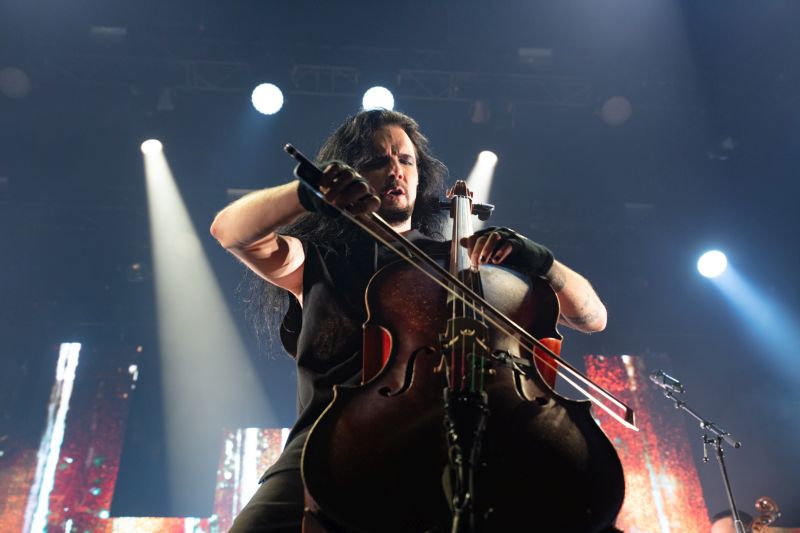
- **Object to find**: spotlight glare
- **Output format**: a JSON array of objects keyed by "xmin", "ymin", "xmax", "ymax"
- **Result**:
[
  {"xmin": 465, "ymin": 149, "xmax": 499, "ymax": 230},
  {"xmin": 0, "ymin": 66, "xmax": 32, "ymax": 98},
  {"xmin": 140, "ymin": 139, "xmax": 163, "ymax": 155},
  {"xmin": 600, "ymin": 96, "xmax": 633, "ymax": 126},
  {"xmin": 362, "ymin": 86, "xmax": 395, "ymax": 110},
  {"xmin": 698, "ymin": 250, "xmax": 728, "ymax": 278},
  {"xmin": 478, "ymin": 150, "xmax": 498, "ymax": 165},
  {"xmin": 251, "ymin": 83, "xmax": 284, "ymax": 115}
]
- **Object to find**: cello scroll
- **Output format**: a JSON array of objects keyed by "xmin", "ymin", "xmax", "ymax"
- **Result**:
[{"xmin": 751, "ymin": 496, "xmax": 781, "ymax": 533}]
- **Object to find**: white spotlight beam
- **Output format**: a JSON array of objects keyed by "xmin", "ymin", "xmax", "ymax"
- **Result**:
[
  {"xmin": 143, "ymin": 148, "xmax": 273, "ymax": 513},
  {"xmin": 712, "ymin": 267, "xmax": 800, "ymax": 385},
  {"xmin": 465, "ymin": 151, "xmax": 498, "ymax": 231}
]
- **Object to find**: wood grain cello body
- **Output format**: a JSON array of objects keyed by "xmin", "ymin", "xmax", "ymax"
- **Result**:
[{"xmin": 302, "ymin": 257, "xmax": 625, "ymax": 532}]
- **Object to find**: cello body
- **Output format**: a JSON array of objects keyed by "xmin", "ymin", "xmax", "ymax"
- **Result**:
[{"xmin": 301, "ymin": 258, "xmax": 625, "ymax": 532}]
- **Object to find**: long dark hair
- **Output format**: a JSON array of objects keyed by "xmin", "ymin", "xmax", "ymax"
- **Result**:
[{"xmin": 243, "ymin": 109, "xmax": 449, "ymax": 348}]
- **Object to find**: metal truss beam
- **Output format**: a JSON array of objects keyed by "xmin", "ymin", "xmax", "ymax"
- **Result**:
[
  {"xmin": 26, "ymin": 45, "xmax": 707, "ymax": 110},
  {"xmin": 290, "ymin": 65, "xmax": 360, "ymax": 96},
  {"xmin": 396, "ymin": 69, "xmax": 593, "ymax": 106},
  {"xmin": 33, "ymin": 53, "xmax": 254, "ymax": 92},
  {"xmin": 33, "ymin": 52, "xmax": 597, "ymax": 106}
]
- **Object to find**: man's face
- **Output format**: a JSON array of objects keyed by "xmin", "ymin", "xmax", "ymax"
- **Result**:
[{"xmin": 358, "ymin": 124, "xmax": 419, "ymax": 226}]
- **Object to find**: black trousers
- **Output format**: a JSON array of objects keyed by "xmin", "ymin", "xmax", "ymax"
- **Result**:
[
  {"xmin": 227, "ymin": 468, "xmax": 623, "ymax": 533},
  {"xmin": 229, "ymin": 468, "xmax": 304, "ymax": 533}
]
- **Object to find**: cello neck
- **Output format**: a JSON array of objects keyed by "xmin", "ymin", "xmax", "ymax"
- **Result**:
[{"xmin": 447, "ymin": 180, "xmax": 476, "ymax": 276}]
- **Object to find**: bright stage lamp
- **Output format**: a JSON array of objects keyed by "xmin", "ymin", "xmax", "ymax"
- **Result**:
[
  {"xmin": 362, "ymin": 86, "xmax": 394, "ymax": 110},
  {"xmin": 697, "ymin": 250, "xmax": 728, "ymax": 278},
  {"xmin": 140, "ymin": 139, "xmax": 163, "ymax": 154},
  {"xmin": 478, "ymin": 150, "xmax": 498, "ymax": 166},
  {"xmin": 251, "ymin": 83, "xmax": 284, "ymax": 115}
]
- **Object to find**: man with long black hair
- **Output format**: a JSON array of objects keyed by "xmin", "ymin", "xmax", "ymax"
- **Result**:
[{"xmin": 211, "ymin": 109, "xmax": 608, "ymax": 531}]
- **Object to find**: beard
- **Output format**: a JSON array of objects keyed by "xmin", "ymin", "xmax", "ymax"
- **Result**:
[{"xmin": 378, "ymin": 202, "xmax": 414, "ymax": 225}]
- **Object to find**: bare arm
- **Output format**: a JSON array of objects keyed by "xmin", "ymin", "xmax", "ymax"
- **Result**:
[
  {"xmin": 209, "ymin": 181, "xmax": 306, "ymax": 300},
  {"xmin": 210, "ymin": 164, "xmax": 380, "ymax": 302},
  {"xmin": 545, "ymin": 260, "xmax": 607, "ymax": 333}
]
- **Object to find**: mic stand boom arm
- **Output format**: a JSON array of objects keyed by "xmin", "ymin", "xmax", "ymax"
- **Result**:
[{"xmin": 660, "ymin": 388, "xmax": 746, "ymax": 533}]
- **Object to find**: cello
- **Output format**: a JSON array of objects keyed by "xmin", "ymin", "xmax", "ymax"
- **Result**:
[{"xmin": 287, "ymin": 145, "xmax": 635, "ymax": 532}]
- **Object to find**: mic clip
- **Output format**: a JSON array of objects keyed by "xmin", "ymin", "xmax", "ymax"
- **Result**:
[{"xmin": 649, "ymin": 370, "xmax": 685, "ymax": 394}]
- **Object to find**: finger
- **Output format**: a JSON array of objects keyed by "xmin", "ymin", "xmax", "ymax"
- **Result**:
[
  {"xmin": 461, "ymin": 235, "xmax": 478, "ymax": 260},
  {"xmin": 460, "ymin": 235, "xmax": 477, "ymax": 256},
  {"xmin": 320, "ymin": 161, "xmax": 363, "ymax": 196},
  {"xmin": 327, "ymin": 176, "xmax": 374, "ymax": 207},
  {"xmin": 322, "ymin": 167, "xmax": 359, "ymax": 197},
  {"xmin": 478, "ymin": 232, "xmax": 503, "ymax": 264},
  {"xmin": 491, "ymin": 242, "xmax": 514, "ymax": 264},
  {"xmin": 319, "ymin": 161, "xmax": 347, "ymax": 187},
  {"xmin": 346, "ymin": 193, "xmax": 381, "ymax": 215},
  {"xmin": 321, "ymin": 161, "xmax": 345, "ymax": 172},
  {"xmin": 469, "ymin": 235, "xmax": 488, "ymax": 267}
]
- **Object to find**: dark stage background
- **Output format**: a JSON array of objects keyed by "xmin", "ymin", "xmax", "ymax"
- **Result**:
[{"xmin": 2, "ymin": 0, "xmax": 799, "ymax": 525}]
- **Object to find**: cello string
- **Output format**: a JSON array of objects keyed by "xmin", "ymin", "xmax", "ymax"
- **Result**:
[
  {"xmin": 458, "ymin": 196, "xmax": 471, "ymax": 393},
  {"xmin": 458, "ymin": 196, "xmax": 488, "ymax": 395}
]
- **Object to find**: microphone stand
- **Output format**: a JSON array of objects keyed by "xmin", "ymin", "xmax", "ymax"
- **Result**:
[{"xmin": 659, "ymin": 387, "xmax": 747, "ymax": 533}]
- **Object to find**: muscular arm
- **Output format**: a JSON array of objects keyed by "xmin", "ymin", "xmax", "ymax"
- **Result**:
[
  {"xmin": 210, "ymin": 163, "xmax": 380, "ymax": 303},
  {"xmin": 209, "ymin": 181, "xmax": 306, "ymax": 300},
  {"xmin": 545, "ymin": 260, "xmax": 607, "ymax": 333}
]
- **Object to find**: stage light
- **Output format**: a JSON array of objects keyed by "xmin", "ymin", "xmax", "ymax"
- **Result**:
[
  {"xmin": 251, "ymin": 83, "xmax": 284, "ymax": 115},
  {"xmin": 600, "ymin": 96, "xmax": 633, "ymax": 126},
  {"xmin": 362, "ymin": 86, "xmax": 394, "ymax": 110},
  {"xmin": 140, "ymin": 139, "xmax": 163, "ymax": 154},
  {"xmin": 0, "ymin": 66, "xmax": 31, "ymax": 98},
  {"xmin": 465, "ymin": 150, "xmax": 499, "ymax": 231},
  {"xmin": 697, "ymin": 250, "xmax": 728, "ymax": 278},
  {"xmin": 478, "ymin": 150, "xmax": 498, "ymax": 166}
]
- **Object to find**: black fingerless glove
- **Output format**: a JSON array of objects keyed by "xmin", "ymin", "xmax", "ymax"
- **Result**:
[{"xmin": 473, "ymin": 226, "xmax": 554, "ymax": 277}]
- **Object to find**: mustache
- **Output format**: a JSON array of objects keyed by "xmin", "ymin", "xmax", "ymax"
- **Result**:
[{"xmin": 381, "ymin": 180, "xmax": 403, "ymax": 193}]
